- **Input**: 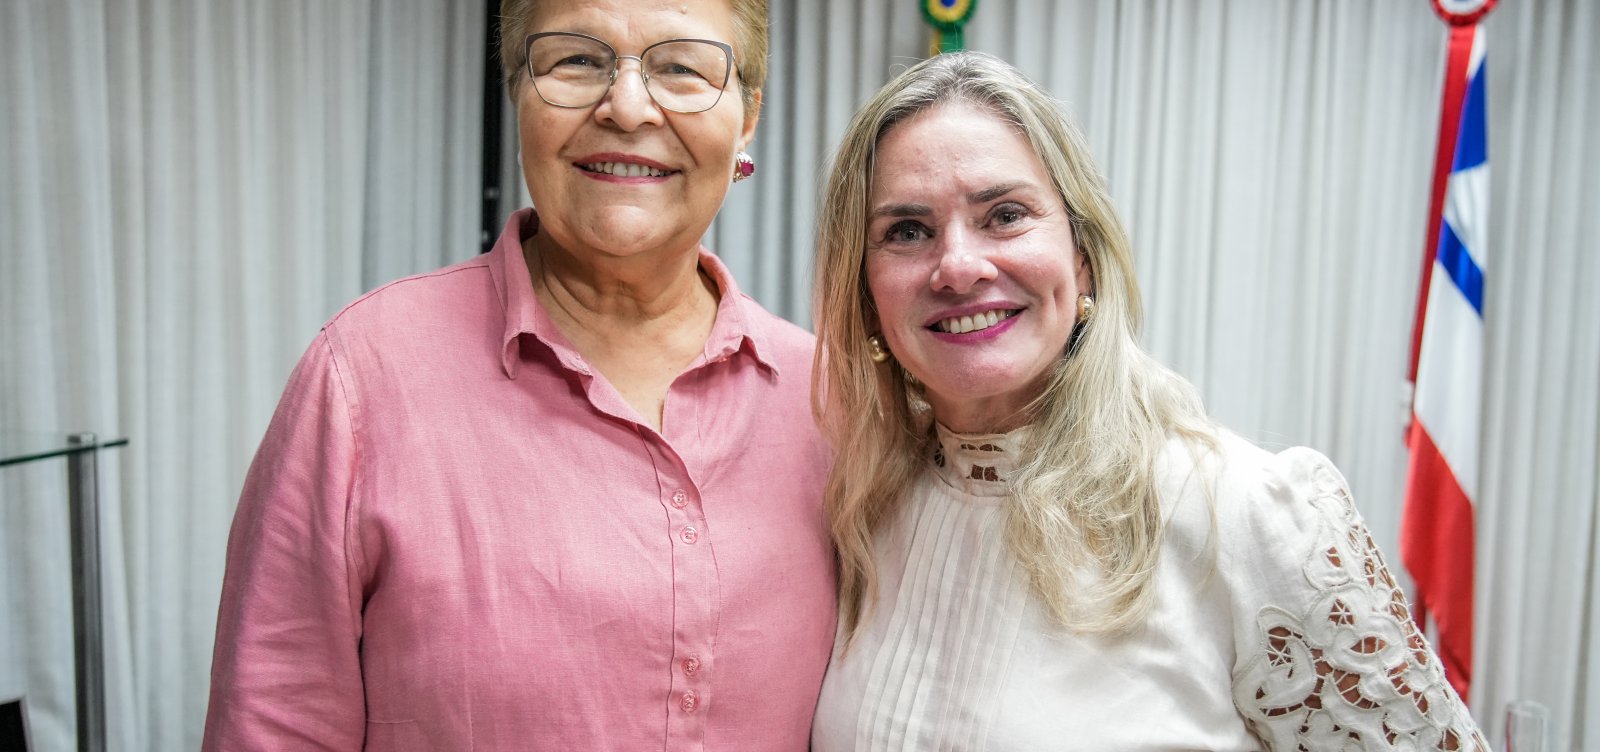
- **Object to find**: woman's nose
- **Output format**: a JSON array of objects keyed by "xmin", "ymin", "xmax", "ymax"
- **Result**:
[
  {"xmin": 594, "ymin": 58, "xmax": 666, "ymax": 131},
  {"xmin": 929, "ymin": 231, "xmax": 998, "ymax": 293}
]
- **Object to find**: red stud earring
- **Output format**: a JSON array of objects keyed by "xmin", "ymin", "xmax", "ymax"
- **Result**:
[{"xmin": 732, "ymin": 151, "xmax": 755, "ymax": 183}]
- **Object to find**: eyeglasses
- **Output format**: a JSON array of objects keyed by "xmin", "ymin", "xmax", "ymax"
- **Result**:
[{"xmin": 523, "ymin": 32, "xmax": 735, "ymax": 114}]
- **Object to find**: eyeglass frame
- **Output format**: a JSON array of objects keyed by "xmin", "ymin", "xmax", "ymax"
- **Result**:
[{"xmin": 521, "ymin": 31, "xmax": 738, "ymax": 114}]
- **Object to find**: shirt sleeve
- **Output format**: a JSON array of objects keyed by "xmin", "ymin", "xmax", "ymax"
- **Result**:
[
  {"xmin": 202, "ymin": 330, "xmax": 366, "ymax": 750},
  {"xmin": 1224, "ymin": 447, "xmax": 1488, "ymax": 751}
]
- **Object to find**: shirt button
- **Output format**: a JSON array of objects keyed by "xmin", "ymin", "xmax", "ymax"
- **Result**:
[
  {"xmin": 682, "ymin": 656, "xmax": 701, "ymax": 676},
  {"xmin": 680, "ymin": 690, "xmax": 699, "ymax": 713},
  {"xmin": 671, "ymin": 490, "xmax": 688, "ymax": 508},
  {"xmin": 679, "ymin": 526, "xmax": 698, "ymax": 545}
]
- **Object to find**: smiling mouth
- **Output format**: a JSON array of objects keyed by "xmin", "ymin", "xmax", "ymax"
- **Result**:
[
  {"xmin": 577, "ymin": 161, "xmax": 674, "ymax": 178},
  {"xmin": 932, "ymin": 309, "xmax": 1020, "ymax": 334}
]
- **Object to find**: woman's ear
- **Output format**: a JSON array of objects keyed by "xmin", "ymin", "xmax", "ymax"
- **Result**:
[{"xmin": 738, "ymin": 89, "xmax": 762, "ymax": 151}]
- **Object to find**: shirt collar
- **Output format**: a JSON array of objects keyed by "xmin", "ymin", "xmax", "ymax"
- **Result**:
[
  {"xmin": 931, "ymin": 422, "xmax": 1031, "ymax": 498},
  {"xmin": 488, "ymin": 208, "xmax": 779, "ymax": 379}
]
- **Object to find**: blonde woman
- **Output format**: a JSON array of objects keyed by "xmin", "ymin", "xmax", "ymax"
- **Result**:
[{"xmin": 809, "ymin": 51, "xmax": 1486, "ymax": 750}]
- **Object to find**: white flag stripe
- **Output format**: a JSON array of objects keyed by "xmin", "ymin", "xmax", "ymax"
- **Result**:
[
  {"xmin": 1414, "ymin": 268, "xmax": 1484, "ymax": 501},
  {"xmin": 1443, "ymin": 164, "xmax": 1490, "ymax": 271}
]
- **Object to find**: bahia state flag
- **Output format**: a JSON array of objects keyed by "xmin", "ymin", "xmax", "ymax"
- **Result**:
[{"xmin": 1402, "ymin": 0, "xmax": 1495, "ymax": 705}]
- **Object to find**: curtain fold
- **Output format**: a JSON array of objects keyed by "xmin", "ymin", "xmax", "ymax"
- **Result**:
[
  {"xmin": 2, "ymin": 1, "xmax": 484, "ymax": 749},
  {"xmin": 2, "ymin": 1, "xmax": 1595, "ymax": 749},
  {"xmin": 1475, "ymin": 0, "xmax": 1600, "ymax": 746}
]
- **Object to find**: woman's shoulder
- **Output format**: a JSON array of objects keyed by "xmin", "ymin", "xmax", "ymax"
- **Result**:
[
  {"xmin": 1153, "ymin": 427, "xmax": 1382, "ymax": 614},
  {"xmin": 1153, "ymin": 428, "xmax": 1361, "ymax": 582},
  {"xmin": 325, "ymin": 255, "xmax": 494, "ymax": 333},
  {"xmin": 286, "ymin": 255, "xmax": 500, "ymax": 390},
  {"xmin": 1156, "ymin": 429, "xmax": 1347, "ymax": 518}
]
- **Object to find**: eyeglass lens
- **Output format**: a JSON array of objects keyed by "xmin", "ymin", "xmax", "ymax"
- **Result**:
[{"xmin": 527, "ymin": 34, "xmax": 731, "ymax": 113}]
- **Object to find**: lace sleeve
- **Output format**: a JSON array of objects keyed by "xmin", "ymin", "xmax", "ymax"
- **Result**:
[{"xmin": 1230, "ymin": 451, "xmax": 1488, "ymax": 751}]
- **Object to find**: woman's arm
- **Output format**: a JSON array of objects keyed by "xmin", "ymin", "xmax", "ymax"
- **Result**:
[
  {"xmin": 1228, "ymin": 448, "xmax": 1488, "ymax": 751},
  {"xmin": 202, "ymin": 331, "xmax": 366, "ymax": 750}
]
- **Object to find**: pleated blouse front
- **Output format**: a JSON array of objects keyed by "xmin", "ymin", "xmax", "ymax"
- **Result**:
[
  {"xmin": 811, "ymin": 423, "xmax": 1486, "ymax": 751},
  {"xmin": 812, "ymin": 425, "xmax": 1257, "ymax": 750}
]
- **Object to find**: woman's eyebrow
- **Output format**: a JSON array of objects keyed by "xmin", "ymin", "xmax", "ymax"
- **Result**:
[
  {"xmin": 868, "ymin": 203, "xmax": 933, "ymax": 220},
  {"xmin": 968, "ymin": 182, "xmax": 1027, "ymax": 204},
  {"xmin": 868, "ymin": 182, "xmax": 1031, "ymax": 221}
]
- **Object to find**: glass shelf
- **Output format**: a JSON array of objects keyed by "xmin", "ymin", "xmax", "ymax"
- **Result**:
[
  {"xmin": 1, "ymin": 430, "xmax": 125, "ymax": 752},
  {"xmin": 0, "ymin": 432, "xmax": 128, "ymax": 467}
]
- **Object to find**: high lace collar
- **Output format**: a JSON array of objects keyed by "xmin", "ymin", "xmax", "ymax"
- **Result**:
[{"xmin": 930, "ymin": 422, "xmax": 1031, "ymax": 498}]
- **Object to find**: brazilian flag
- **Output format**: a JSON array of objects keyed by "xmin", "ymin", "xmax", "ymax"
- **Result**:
[{"xmin": 922, "ymin": 0, "xmax": 977, "ymax": 54}]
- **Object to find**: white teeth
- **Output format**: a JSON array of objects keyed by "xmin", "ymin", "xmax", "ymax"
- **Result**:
[
  {"xmin": 582, "ymin": 161, "xmax": 668, "ymax": 177},
  {"xmin": 937, "ymin": 310, "xmax": 1016, "ymax": 334}
]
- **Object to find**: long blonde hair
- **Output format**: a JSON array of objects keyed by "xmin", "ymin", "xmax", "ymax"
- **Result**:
[{"xmin": 814, "ymin": 52, "xmax": 1216, "ymax": 641}]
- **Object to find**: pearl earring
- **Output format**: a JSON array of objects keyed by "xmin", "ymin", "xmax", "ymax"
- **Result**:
[{"xmin": 867, "ymin": 334, "xmax": 890, "ymax": 363}]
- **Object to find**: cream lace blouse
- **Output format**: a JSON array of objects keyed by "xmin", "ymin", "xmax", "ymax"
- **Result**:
[{"xmin": 811, "ymin": 425, "xmax": 1486, "ymax": 751}]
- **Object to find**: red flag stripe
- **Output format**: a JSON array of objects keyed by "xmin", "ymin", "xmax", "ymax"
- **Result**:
[{"xmin": 1400, "ymin": 418, "xmax": 1477, "ymax": 701}]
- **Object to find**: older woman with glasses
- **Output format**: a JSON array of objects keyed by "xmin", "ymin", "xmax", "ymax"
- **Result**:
[
  {"xmin": 808, "ymin": 52, "xmax": 1486, "ymax": 750},
  {"xmin": 203, "ymin": 0, "xmax": 834, "ymax": 749}
]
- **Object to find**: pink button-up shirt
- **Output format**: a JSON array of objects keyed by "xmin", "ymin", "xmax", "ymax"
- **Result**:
[{"xmin": 204, "ymin": 210, "xmax": 837, "ymax": 750}]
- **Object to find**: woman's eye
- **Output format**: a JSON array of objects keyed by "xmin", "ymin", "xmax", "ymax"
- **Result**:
[
  {"xmin": 882, "ymin": 221, "xmax": 929, "ymax": 244},
  {"xmin": 990, "ymin": 204, "xmax": 1028, "ymax": 226},
  {"xmin": 653, "ymin": 62, "xmax": 704, "ymax": 78},
  {"xmin": 555, "ymin": 54, "xmax": 604, "ymax": 69}
]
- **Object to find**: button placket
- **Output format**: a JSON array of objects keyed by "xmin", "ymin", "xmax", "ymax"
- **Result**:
[{"xmin": 651, "ymin": 445, "xmax": 716, "ymax": 742}]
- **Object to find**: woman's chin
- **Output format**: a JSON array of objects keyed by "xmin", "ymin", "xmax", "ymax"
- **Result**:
[
  {"xmin": 911, "ymin": 350, "xmax": 1058, "ymax": 410},
  {"xmin": 586, "ymin": 229, "xmax": 675, "ymax": 258},
  {"xmin": 558, "ymin": 213, "xmax": 695, "ymax": 260}
]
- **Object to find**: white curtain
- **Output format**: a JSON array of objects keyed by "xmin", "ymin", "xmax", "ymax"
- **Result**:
[
  {"xmin": 1475, "ymin": 1, "xmax": 1600, "ymax": 748},
  {"xmin": 0, "ymin": 1, "xmax": 485, "ymax": 749},
  {"xmin": 4, "ymin": 1, "xmax": 1596, "ymax": 750}
]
